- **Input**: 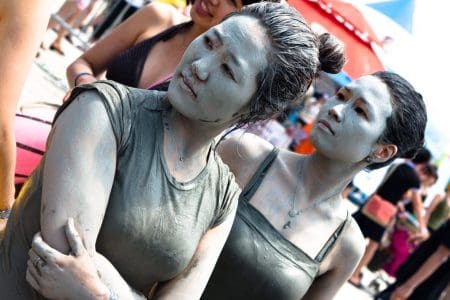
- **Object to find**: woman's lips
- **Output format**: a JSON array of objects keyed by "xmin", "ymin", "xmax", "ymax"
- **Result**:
[
  {"xmin": 181, "ymin": 72, "xmax": 197, "ymax": 98},
  {"xmin": 317, "ymin": 119, "xmax": 335, "ymax": 135},
  {"xmin": 195, "ymin": 0, "xmax": 212, "ymax": 17}
]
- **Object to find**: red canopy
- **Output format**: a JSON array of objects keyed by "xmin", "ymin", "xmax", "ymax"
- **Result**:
[{"xmin": 289, "ymin": 0, "xmax": 384, "ymax": 79}]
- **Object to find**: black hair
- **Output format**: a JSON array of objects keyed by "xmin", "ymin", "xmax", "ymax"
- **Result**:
[
  {"xmin": 367, "ymin": 71, "xmax": 427, "ymax": 170},
  {"xmin": 412, "ymin": 147, "xmax": 432, "ymax": 164}
]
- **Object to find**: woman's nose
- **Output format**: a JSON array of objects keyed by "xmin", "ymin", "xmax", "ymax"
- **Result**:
[
  {"xmin": 191, "ymin": 60, "xmax": 209, "ymax": 81},
  {"xmin": 210, "ymin": 0, "xmax": 220, "ymax": 6},
  {"xmin": 328, "ymin": 104, "xmax": 344, "ymax": 122}
]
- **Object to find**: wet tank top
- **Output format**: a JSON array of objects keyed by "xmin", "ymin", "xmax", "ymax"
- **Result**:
[
  {"xmin": 106, "ymin": 21, "xmax": 193, "ymax": 87},
  {"xmin": 202, "ymin": 148, "xmax": 350, "ymax": 300}
]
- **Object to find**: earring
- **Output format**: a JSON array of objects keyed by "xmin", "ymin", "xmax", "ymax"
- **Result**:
[{"xmin": 365, "ymin": 156, "xmax": 372, "ymax": 163}]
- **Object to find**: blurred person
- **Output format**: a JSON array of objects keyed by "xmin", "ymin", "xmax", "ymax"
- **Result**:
[
  {"xmin": 425, "ymin": 179, "xmax": 450, "ymax": 233},
  {"xmin": 291, "ymin": 92, "xmax": 327, "ymax": 154},
  {"xmin": 0, "ymin": 0, "xmax": 52, "ymax": 232},
  {"xmin": 47, "ymin": 0, "xmax": 96, "ymax": 55},
  {"xmin": 382, "ymin": 163, "xmax": 439, "ymax": 277},
  {"xmin": 349, "ymin": 148, "xmax": 432, "ymax": 287},
  {"xmin": 298, "ymin": 92, "xmax": 328, "ymax": 127},
  {"xmin": 90, "ymin": 0, "xmax": 151, "ymax": 42},
  {"xmin": 28, "ymin": 71, "xmax": 428, "ymax": 300},
  {"xmin": 375, "ymin": 220, "xmax": 450, "ymax": 300},
  {"xmin": 0, "ymin": 3, "xmax": 331, "ymax": 298}
]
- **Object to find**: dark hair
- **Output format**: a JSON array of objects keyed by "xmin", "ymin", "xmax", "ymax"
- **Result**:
[
  {"xmin": 422, "ymin": 163, "xmax": 439, "ymax": 183},
  {"xmin": 367, "ymin": 71, "xmax": 427, "ymax": 170},
  {"xmin": 412, "ymin": 147, "xmax": 432, "ymax": 164},
  {"xmin": 186, "ymin": 0, "xmax": 270, "ymax": 9},
  {"xmin": 224, "ymin": 2, "xmax": 345, "ymax": 126}
]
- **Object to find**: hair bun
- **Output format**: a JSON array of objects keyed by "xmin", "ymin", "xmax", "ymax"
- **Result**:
[{"xmin": 318, "ymin": 33, "xmax": 346, "ymax": 74}]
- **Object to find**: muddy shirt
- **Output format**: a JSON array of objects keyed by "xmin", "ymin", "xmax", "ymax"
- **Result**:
[{"xmin": 0, "ymin": 81, "xmax": 239, "ymax": 299}]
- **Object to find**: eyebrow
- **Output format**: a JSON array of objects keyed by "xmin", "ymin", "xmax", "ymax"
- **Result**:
[
  {"xmin": 212, "ymin": 29, "xmax": 241, "ymax": 68},
  {"xmin": 344, "ymin": 87, "xmax": 372, "ymax": 110}
]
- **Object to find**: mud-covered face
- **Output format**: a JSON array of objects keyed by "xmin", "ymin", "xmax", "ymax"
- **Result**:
[
  {"xmin": 168, "ymin": 16, "xmax": 269, "ymax": 126},
  {"xmin": 310, "ymin": 75, "xmax": 393, "ymax": 163}
]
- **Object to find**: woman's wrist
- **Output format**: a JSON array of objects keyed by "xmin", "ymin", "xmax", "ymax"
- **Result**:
[
  {"xmin": 74, "ymin": 72, "xmax": 95, "ymax": 86},
  {"xmin": 0, "ymin": 208, "xmax": 11, "ymax": 219}
]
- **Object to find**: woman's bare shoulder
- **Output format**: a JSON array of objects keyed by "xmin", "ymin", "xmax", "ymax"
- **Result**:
[
  {"xmin": 336, "ymin": 217, "xmax": 365, "ymax": 264},
  {"xmin": 143, "ymin": 2, "xmax": 189, "ymax": 27},
  {"xmin": 134, "ymin": 3, "xmax": 190, "ymax": 42},
  {"xmin": 217, "ymin": 133, "xmax": 275, "ymax": 186}
]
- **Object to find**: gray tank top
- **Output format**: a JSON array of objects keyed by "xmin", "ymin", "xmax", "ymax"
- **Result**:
[
  {"xmin": 202, "ymin": 148, "xmax": 350, "ymax": 300},
  {"xmin": 0, "ymin": 81, "xmax": 240, "ymax": 299}
]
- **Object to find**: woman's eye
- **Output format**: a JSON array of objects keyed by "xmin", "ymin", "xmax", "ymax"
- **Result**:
[
  {"xmin": 336, "ymin": 92, "xmax": 345, "ymax": 101},
  {"xmin": 222, "ymin": 64, "xmax": 235, "ymax": 80},
  {"xmin": 354, "ymin": 107, "xmax": 367, "ymax": 118},
  {"xmin": 204, "ymin": 36, "xmax": 213, "ymax": 49}
]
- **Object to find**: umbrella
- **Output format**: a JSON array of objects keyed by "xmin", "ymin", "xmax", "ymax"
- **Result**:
[{"xmin": 289, "ymin": 0, "xmax": 384, "ymax": 79}]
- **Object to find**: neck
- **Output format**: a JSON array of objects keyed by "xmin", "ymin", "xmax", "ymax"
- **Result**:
[
  {"xmin": 166, "ymin": 109, "xmax": 226, "ymax": 160},
  {"xmin": 182, "ymin": 22, "xmax": 208, "ymax": 46},
  {"xmin": 298, "ymin": 151, "xmax": 366, "ymax": 204}
]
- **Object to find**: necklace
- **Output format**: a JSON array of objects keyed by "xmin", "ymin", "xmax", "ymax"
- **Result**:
[
  {"xmin": 282, "ymin": 160, "xmax": 340, "ymax": 230},
  {"xmin": 162, "ymin": 110, "xmax": 209, "ymax": 174}
]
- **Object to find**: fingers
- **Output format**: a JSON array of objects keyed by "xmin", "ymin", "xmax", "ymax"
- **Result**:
[
  {"xmin": 408, "ymin": 232, "xmax": 424, "ymax": 243},
  {"xmin": 31, "ymin": 232, "xmax": 61, "ymax": 264},
  {"xmin": 26, "ymin": 264, "xmax": 41, "ymax": 292},
  {"xmin": 28, "ymin": 248, "xmax": 42, "ymax": 269},
  {"xmin": 65, "ymin": 217, "xmax": 84, "ymax": 256},
  {"xmin": 63, "ymin": 89, "xmax": 73, "ymax": 103},
  {"xmin": 27, "ymin": 257, "xmax": 42, "ymax": 278}
]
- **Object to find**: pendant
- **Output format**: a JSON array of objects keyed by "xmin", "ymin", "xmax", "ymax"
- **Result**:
[{"xmin": 288, "ymin": 209, "xmax": 300, "ymax": 218}]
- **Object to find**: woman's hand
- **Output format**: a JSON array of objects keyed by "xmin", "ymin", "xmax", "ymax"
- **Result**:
[
  {"xmin": 26, "ymin": 218, "xmax": 109, "ymax": 300},
  {"xmin": 63, "ymin": 74, "xmax": 97, "ymax": 103}
]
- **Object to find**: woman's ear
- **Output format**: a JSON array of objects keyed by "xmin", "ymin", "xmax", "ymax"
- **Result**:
[{"xmin": 371, "ymin": 144, "xmax": 398, "ymax": 163}]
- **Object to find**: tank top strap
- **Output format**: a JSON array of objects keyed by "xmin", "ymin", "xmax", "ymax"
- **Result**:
[
  {"xmin": 158, "ymin": 21, "xmax": 193, "ymax": 41},
  {"xmin": 314, "ymin": 210, "xmax": 350, "ymax": 263},
  {"xmin": 106, "ymin": 21, "xmax": 193, "ymax": 87},
  {"xmin": 240, "ymin": 147, "xmax": 280, "ymax": 202}
]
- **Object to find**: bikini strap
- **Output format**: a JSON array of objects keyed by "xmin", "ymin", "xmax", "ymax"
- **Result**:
[
  {"xmin": 240, "ymin": 147, "xmax": 280, "ymax": 202},
  {"xmin": 314, "ymin": 210, "xmax": 350, "ymax": 263}
]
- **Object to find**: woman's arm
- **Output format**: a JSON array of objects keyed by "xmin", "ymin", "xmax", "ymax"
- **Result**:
[
  {"xmin": 38, "ymin": 90, "xmax": 146, "ymax": 299},
  {"xmin": 390, "ymin": 244, "xmax": 450, "ymax": 300},
  {"xmin": 153, "ymin": 206, "xmax": 237, "ymax": 299},
  {"xmin": 67, "ymin": 3, "xmax": 180, "ymax": 87},
  {"xmin": 28, "ymin": 220, "xmax": 146, "ymax": 300},
  {"xmin": 30, "ymin": 192, "xmax": 237, "ymax": 299},
  {"xmin": 302, "ymin": 220, "xmax": 365, "ymax": 300},
  {"xmin": 409, "ymin": 189, "xmax": 429, "ymax": 242},
  {"xmin": 424, "ymin": 193, "xmax": 444, "ymax": 225},
  {"xmin": 0, "ymin": 0, "xmax": 51, "ymax": 230}
]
